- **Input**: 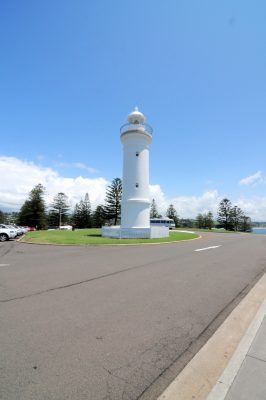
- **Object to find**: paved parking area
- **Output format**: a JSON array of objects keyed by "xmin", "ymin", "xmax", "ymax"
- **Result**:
[{"xmin": 1, "ymin": 233, "xmax": 266, "ymax": 399}]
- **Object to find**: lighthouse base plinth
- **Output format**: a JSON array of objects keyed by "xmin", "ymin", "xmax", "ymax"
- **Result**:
[{"xmin": 101, "ymin": 226, "xmax": 169, "ymax": 239}]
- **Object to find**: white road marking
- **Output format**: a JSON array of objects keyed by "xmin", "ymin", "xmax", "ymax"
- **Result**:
[
  {"xmin": 195, "ymin": 246, "xmax": 221, "ymax": 252},
  {"xmin": 0, "ymin": 264, "xmax": 10, "ymax": 267}
]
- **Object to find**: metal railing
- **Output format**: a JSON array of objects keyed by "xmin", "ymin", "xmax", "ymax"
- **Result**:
[{"xmin": 120, "ymin": 123, "xmax": 153, "ymax": 136}]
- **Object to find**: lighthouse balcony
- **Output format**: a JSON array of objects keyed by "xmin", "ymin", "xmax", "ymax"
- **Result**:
[{"xmin": 120, "ymin": 123, "xmax": 153, "ymax": 137}]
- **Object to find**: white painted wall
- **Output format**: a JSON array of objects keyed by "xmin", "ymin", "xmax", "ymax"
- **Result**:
[
  {"xmin": 101, "ymin": 226, "xmax": 169, "ymax": 239},
  {"xmin": 120, "ymin": 129, "xmax": 152, "ymax": 229}
]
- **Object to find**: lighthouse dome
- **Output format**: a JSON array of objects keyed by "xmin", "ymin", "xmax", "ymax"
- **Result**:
[{"xmin": 127, "ymin": 107, "xmax": 145, "ymax": 124}]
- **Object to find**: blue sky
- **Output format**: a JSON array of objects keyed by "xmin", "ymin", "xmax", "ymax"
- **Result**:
[{"xmin": 1, "ymin": 0, "xmax": 266, "ymax": 220}]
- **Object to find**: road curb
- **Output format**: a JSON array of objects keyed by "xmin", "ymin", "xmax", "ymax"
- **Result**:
[
  {"xmin": 157, "ymin": 273, "xmax": 266, "ymax": 400},
  {"xmin": 207, "ymin": 299, "xmax": 266, "ymax": 399},
  {"xmin": 17, "ymin": 235, "xmax": 202, "ymax": 246}
]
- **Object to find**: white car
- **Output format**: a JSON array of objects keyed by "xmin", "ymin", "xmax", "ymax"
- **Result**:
[
  {"xmin": 1, "ymin": 224, "xmax": 22, "ymax": 237},
  {"xmin": 59, "ymin": 225, "xmax": 73, "ymax": 231},
  {"xmin": 9, "ymin": 225, "xmax": 26, "ymax": 236},
  {"xmin": 19, "ymin": 226, "xmax": 30, "ymax": 234},
  {"xmin": 0, "ymin": 225, "xmax": 17, "ymax": 241}
]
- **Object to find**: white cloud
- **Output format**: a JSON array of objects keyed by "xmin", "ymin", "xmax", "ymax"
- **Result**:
[
  {"xmin": 149, "ymin": 185, "xmax": 221, "ymax": 218},
  {"xmin": 239, "ymin": 171, "xmax": 266, "ymax": 186},
  {"xmin": 149, "ymin": 185, "xmax": 219, "ymax": 217},
  {"xmin": 149, "ymin": 184, "xmax": 168, "ymax": 211},
  {"xmin": 0, "ymin": 156, "xmax": 108, "ymax": 210},
  {"xmin": 73, "ymin": 162, "xmax": 98, "ymax": 174},
  {"xmin": 150, "ymin": 185, "xmax": 266, "ymax": 221},
  {"xmin": 170, "ymin": 190, "xmax": 221, "ymax": 218},
  {"xmin": 55, "ymin": 161, "xmax": 98, "ymax": 174},
  {"xmin": 236, "ymin": 197, "xmax": 266, "ymax": 222}
]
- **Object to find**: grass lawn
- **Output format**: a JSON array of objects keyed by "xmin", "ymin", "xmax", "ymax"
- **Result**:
[{"xmin": 21, "ymin": 228, "xmax": 199, "ymax": 245}]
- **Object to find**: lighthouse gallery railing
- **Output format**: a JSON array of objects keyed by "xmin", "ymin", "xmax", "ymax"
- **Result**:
[{"xmin": 120, "ymin": 123, "xmax": 153, "ymax": 136}]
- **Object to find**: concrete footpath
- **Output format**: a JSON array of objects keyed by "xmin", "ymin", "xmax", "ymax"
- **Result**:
[{"xmin": 157, "ymin": 273, "xmax": 266, "ymax": 400}]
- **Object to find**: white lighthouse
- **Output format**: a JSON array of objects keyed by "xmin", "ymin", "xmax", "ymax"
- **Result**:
[
  {"xmin": 120, "ymin": 107, "xmax": 152, "ymax": 231},
  {"xmin": 102, "ymin": 108, "xmax": 168, "ymax": 239}
]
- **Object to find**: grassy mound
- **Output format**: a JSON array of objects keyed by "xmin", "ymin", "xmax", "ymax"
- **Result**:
[{"xmin": 21, "ymin": 228, "xmax": 199, "ymax": 245}]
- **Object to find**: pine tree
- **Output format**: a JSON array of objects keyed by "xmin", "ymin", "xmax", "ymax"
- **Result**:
[
  {"xmin": 104, "ymin": 178, "xmax": 122, "ymax": 225},
  {"xmin": 81, "ymin": 193, "xmax": 92, "ymax": 228},
  {"xmin": 205, "ymin": 211, "xmax": 214, "ymax": 229},
  {"xmin": 150, "ymin": 199, "xmax": 161, "ymax": 218},
  {"xmin": 72, "ymin": 203, "xmax": 83, "ymax": 228},
  {"xmin": 196, "ymin": 213, "xmax": 204, "ymax": 229},
  {"xmin": 196, "ymin": 212, "xmax": 213, "ymax": 229},
  {"xmin": 93, "ymin": 205, "xmax": 106, "ymax": 228},
  {"xmin": 166, "ymin": 204, "xmax": 179, "ymax": 227},
  {"xmin": 72, "ymin": 193, "xmax": 92, "ymax": 228},
  {"xmin": 50, "ymin": 192, "xmax": 70, "ymax": 228},
  {"xmin": 18, "ymin": 184, "xmax": 46, "ymax": 229},
  {"xmin": 217, "ymin": 199, "xmax": 251, "ymax": 232},
  {"xmin": 230, "ymin": 206, "xmax": 244, "ymax": 231},
  {"xmin": 47, "ymin": 210, "xmax": 59, "ymax": 228},
  {"xmin": 217, "ymin": 198, "xmax": 233, "ymax": 230},
  {"xmin": 240, "ymin": 215, "xmax": 252, "ymax": 232}
]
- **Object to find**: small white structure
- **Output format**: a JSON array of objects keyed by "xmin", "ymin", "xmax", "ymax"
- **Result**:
[{"xmin": 102, "ymin": 108, "xmax": 169, "ymax": 239}]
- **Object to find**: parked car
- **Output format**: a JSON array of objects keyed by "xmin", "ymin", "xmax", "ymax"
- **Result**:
[
  {"xmin": 1, "ymin": 224, "xmax": 22, "ymax": 237},
  {"xmin": 59, "ymin": 225, "xmax": 72, "ymax": 231},
  {"xmin": 0, "ymin": 225, "xmax": 17, "ymax": 241},
  {"xmin": 18, "ymin": 226, "xmax": 30, "ymax": 234},
  {"xmin": 26, "ymin": 226, "xmax": 36, "ymax": 231},
  {"xmin": 6, "ymin": 225, "xmax": 23, "ymax": 236}
]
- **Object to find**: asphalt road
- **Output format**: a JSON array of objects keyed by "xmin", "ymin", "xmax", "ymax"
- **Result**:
[{"xmin": 0, "ymin": 232, "xmax": 266, "ymax": 400}]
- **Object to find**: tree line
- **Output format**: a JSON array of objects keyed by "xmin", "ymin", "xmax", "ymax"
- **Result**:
[
  {"xmin": 0, "ymin": 178, "xmax": 122, "ymax": 229},
  {"xmin": 216, "ymin": 198, "xmax": 251, "ymax": 232},
  {"xmin": 149, "ymin": 198, "xmax": 251, "ymax": 231},
  {"xmin": 0, "ymin": 180, "xmax": 251, "ymax": 232}
]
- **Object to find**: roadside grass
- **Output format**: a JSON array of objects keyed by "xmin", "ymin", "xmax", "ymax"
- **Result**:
[{"xmin": 21, "ymin": 228, "xmax": 199, "ymax": 245}]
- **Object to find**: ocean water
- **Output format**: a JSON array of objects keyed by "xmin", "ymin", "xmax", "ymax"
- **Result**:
[{"xmin": 252, "ymin": 228, "xmax": 266, "ymax": 234}]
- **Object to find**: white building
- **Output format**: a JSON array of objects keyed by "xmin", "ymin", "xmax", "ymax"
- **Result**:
[{"xmin": 102, "ymin": 108, "xmax": 168, "ymax": 239}]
